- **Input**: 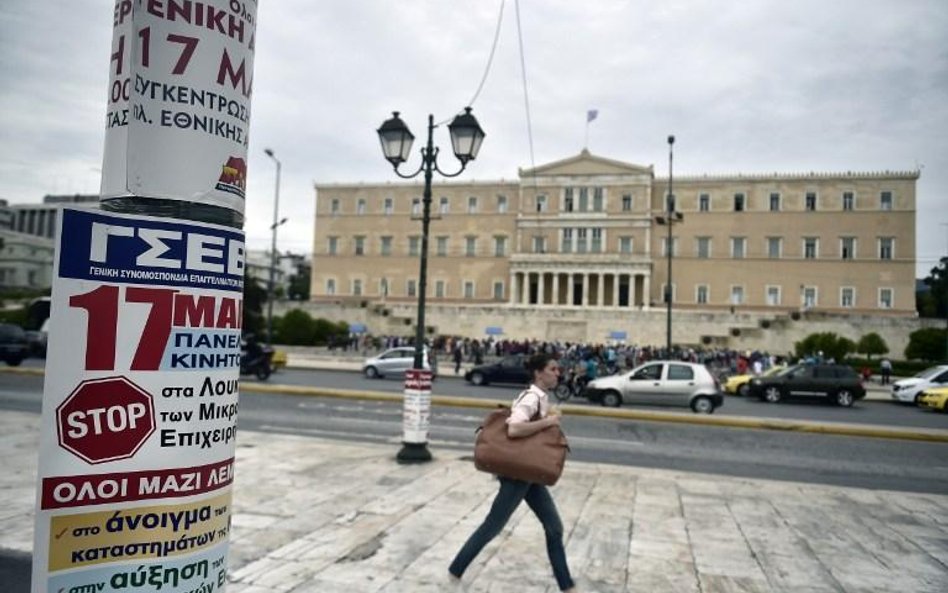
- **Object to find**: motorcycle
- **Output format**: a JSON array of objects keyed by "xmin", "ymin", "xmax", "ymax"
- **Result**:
[{"xmin": 240, "ymin": 346, "xmax": 273, "ymax": 380}]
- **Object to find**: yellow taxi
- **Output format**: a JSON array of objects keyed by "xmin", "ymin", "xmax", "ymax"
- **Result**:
[
  {"xmin": 723, "ymin": 365, "xmax": 785, "ymax": 396},
  {"xmin": 918, "ymin": 386, "xmax": 948, "ymax": 413}
]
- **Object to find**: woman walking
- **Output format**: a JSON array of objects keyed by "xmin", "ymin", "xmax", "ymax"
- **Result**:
[{"xmin": 449, "ymin": 352, "xmax": 576, "ymax": 592}]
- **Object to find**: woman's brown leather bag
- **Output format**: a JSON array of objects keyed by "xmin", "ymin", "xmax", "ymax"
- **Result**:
[{"xmin": 473, "ymin": 406, "xmax": 570, "ymax": 486}]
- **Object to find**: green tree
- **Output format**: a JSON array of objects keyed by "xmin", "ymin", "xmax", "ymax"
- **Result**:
[
  {"xmin": 856, "ymin": 332, "xmax": 889, "ymax": 360},
  {"xmin": 276, "ymin": 309, "xmax": 317, "ymax": 345},
  {"xmin": 243, "ymin": 271, "xmax": 267, "ymax": 337},
  {"xmin": 904, "ymin": 327, "xmax": 948, "ymax": 361},
  {"xmin": 287, "ymin": 266, "xmax": 311, "ymax": 301},
  {"xmin": 918, "ymin": 256, "xmax": 948, "ymax": 319},
  {"xmin": 794, "ymin": 332, "xmax": 856, "ymax": 362}
]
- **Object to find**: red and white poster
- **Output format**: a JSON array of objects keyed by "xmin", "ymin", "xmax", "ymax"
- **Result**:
[
  {"xmin": 32, "ymin": 207, "xmax": 245, "ymax": 592},
  {"xmin": 101, "ymin": 0, "xmax": 258, "ymax": 216}
]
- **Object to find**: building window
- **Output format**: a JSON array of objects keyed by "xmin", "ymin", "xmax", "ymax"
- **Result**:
[
  {"xmin": 622, "ymin": 194, "xmax": 632, "ymax": 211},
  {"xmin": 407, "ymin": 280, "xmax": 417, "ymax": 297},
  {"xmin": 467, "ymin": 196, "xmax": 478, "ymax": 213},
  {"xmin": 840, "ymin": 237, "xmax": 855, "ymax": 260},
  {"xmin": 533, "ymin": 236, "xmax": 547, "ymax": 253},
  {"xmin": 327, "ymin": 236, "xmax": 338, "ymax": 255},
  {"xmin": 579, "ymin": 187, "xmax": 589, "ymax": 212},
  {"xmin": 878, "ymin": 287, "xmax": 893, "ymax": 309},
  {"xmin": 352, "ymin": 279, "xmax": 362, "ymax": 296},
  {"xmin": 803, "ymin": 237, "xmax": 819, "ymax": 259},
  {"xmin": 331, "ymin": 199, "xmax": 340, "ymax": 215},
  {"xmin": 577, "ymin": 228, "xmax": 588, "ymax": 253},
  {"xmin": 666, "ymin": 193, "xmax": 676, "ymax": 212},
  {"xmin": 766, "ymin": 286, "xmax": 781, "ymax": 306},
  {"xmin": 411, "ymin": 198, "xmax": 421, "ymax": 217},
  {"xmin": 562, "ymin": 228, "xmax": 573, "ymax": 253},
  {"xmin": 357, "ymin": 199, "xmax": 366, "ymax": 215},
  {"xmin": 699, "ymin": 193, "xmax": 710, "ymax": 212},
  {"xmin": 731, "ymin": 237, "xmax": 745, "ymax": 259},
  {"xmin": 380, "ymin": 236, "xmax": 392, "ymax": 256},
  {"xmin": 436, "ymin": 236, "xmax": 448, "ymax": 257},
  {"xmin": 663, "ymin": 237, "xmax": 678, "ymax": 257},
  {"xmin": 619, "ymin": 237, "xmax": 632, "ymax": 254},
  {"xmin": 591, "ymin": 228, "xmax": 603, "ymax": 253},
  {"xmin": 494, "ymin": 236, "xmax": 507, "ymax": 257},
  {"xmin": 464, "ymin": 281, "xmax": 475, "ymax": 299},
  {"xmin": 564, "ymin": 187, "xmax": 574, "ymax": 212},
  {"xmin": 408, "ymin": 236, "xmax": 420, "ymax": 257},
  {"xmin": 435, "ymin": 280, "xmax": 445, "ymax": 298},
  {"xmin": 380, "ymin": 278, "xmax": 389, "ymax": 297},
  {"xmin": 880, "ymin": 191, "xmax": 893, "ymax": 211},
  {"xmin": 842, "ymin": 191, "xmax": 854, "ymax": 211},
  {"xmin": 733, "ymin": 193, "xmax": 745, "ymax": 212},
  {"xmin": 439, "ymin": 196, "xmax": 449, "ymax": 214},
  {"xmin": 696, "ymin": 237, "xmax": 711, "ymax": 259},
  {"xmin": 803, "ymin": 286, "xmax": 817, "ymax": 308},
  {"xmin": 769, "ymin": 193, "xmax": 780, "ymax": 211},
  {"xmin": 493, "ymin": 281, "xmax": 504, "ymax": 300},
  {"xmin": 325, "ymin": 278, "xmax": 336, "ymax": 295},
  {"xmin": 767, "ymin": 237, "xmax": 782, "ymax": 259},
  {"xmin": 592, "ymin": 187, "xmax": 604, "ymax": 212},
  {"xmin": 696, "ymin": 285, "xmax": 709, "ymax": 304},
  {"xmin": 730, "ymin": 286, "xmax": 744, "ymax": 305},
  {"xmin": 662, "ymin": 283, "xmax": 676, "ymax": 303},
  {"xmin": 536, "ymin": 194, "xmax": 548, "ymax": 212},
  {"xmin": 805, "ymin": 192, "xmax": 817, "ymax": 211},
  {"xmin": 465, "ymin": 236, "xmax": 477, "ymax": 256},
  {"xmin": 354, "ymin": 236, "xmax": 365, "ymax": 256},
  {"xmin": 384, "ymin": 198, "xmax": 393, "ymax": 215},
  {"xmin": 497, "ymin": 195, "xmax": 508, "ymax": 213},
  {"xmin": 879, "ymin": 237, "xmax": 894, "ymax": 260},
  {"xmin": 841, "ymin": 287, "xmax": 855, "ymax": 308}
]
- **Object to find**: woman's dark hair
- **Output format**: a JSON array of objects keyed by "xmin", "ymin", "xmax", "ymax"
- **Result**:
[{"xmin": 524, "ymin": 352, "xmax": 557, "ymax": 376}]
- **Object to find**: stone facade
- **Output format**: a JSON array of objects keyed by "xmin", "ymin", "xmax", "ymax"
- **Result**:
[{"xmin": 310, "ymin": 151, "xmax": 920, "ymax": 349}]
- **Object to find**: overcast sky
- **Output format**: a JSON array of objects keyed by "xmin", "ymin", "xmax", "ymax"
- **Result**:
[{"xmin": 1, "ymin": 0, "xmax": 945, "ymax": 276}]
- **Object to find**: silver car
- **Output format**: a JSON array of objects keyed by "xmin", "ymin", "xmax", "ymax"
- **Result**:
[
  {"xmin": 584, "ymin": 361, "xmax": 723, "ymax": 413},
  {"xmin": 362, "ymin": 347, "xmax": 437, "ymax": 379}
]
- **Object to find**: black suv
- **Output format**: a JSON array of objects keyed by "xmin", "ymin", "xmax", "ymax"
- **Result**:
[
  {"xmin": 747, "ymin": 363, "xmax": 866, "ymax": 407},
  {"xmin": 0, "ymin": 323, "xmax": 30, "ymax": 366}
]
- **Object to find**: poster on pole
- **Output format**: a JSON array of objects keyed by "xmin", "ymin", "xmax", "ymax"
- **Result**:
[
  {"xmin": 32, "ymin": 207, "xmax": 245, "ymax": 592},
  {"xmin": 101, "ymin": 0, "xmax": 258, "ymax": 216}
]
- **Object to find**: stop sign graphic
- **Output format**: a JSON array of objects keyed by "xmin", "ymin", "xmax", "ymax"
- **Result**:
[{"xmin": 56, "ymin": 376, "xmax": 156, "ymax": 464}]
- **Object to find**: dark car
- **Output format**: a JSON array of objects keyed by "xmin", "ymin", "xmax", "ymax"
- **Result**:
[
  {"xmin": 465, "ymin": 354, "xmax": 531, "ymax": 386},
  {"xmin": 0, "ymin": 323, "xmax": 30, "ymax": 366},
  {"xmin": 748, "ymin": 363, "xmax": 866, "ymax": 407}
]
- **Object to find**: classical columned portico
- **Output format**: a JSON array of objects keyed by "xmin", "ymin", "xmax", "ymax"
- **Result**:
[{"xmin": 509, "ymin": 268, "xmax": 651, "ymax": 309}]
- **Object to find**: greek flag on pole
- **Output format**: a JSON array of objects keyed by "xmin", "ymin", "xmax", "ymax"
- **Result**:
[{"xmin": 587, "ymin": 109, "xmax": 599, "ymax": 123}]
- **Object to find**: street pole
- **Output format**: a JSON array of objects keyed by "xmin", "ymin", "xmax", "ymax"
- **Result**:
[
  {"xmin": 377, "ymin": 109, "xmax": 485, "ymax": 464},
  {"xmin": 265, "ymin": 149, "xmax": 281, "ymax": 347},
  {"xmin": 666, "ymin": 135, "xmax": 675, "ymax": 355}
]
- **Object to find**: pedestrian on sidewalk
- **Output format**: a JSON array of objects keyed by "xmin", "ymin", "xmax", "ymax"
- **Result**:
[
  {"xmin": 880, "ymin": 357, "xmax": 892, "ymax": 385},
  {"xmin": 449, "ymin": 352, "xmax": 576, "ymax": 592},
  {"xmin": 453, "ymin": 345, "xmax": 463, "ymax": 375}
]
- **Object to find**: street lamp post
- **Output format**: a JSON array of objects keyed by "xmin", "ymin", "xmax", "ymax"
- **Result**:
[
  {"xmin": 264, "ymin": 148, "xmax": 282, "ymax": 347},
  {"xmin": 655, "ymin": 135, "xmax": 682, "ymax": 356},
  {"xmin": 377, "ymin": 108, "xmax": 485, "ymax": 463}
]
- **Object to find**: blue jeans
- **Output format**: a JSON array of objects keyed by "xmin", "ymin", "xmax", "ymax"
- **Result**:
[{"xmin": 449, "ymin": 477, "xmax": 574, "ymax": 591}]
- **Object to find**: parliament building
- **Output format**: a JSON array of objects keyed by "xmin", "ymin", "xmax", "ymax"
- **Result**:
[{"xmin": 309, "ymin": 150, "xmax": 918, "ymax": 349}]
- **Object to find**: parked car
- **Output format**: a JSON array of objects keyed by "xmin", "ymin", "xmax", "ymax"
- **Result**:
[
  {"xmin": 890, "ymin": 365, "xmax": 948, "ymax": 404},
  {"xmin": 465, "ymin": 354, "xmax": 531, "ymax": 386},
  {"xmin": 583, "ymin": 361, "xmax": 723, "ymax": 413},
  {"xmin": 918, "ymin": 386, "xmax": 948, "ymax": 413},
  {"xmin": 748, "ymin": 364, "xmax": 865, "ymax": 407},
  {"xmin": 0, "ymin": 323, "xmax": 30, "ymax": 366},
  {"xmin": 723, "ymin": 365, "xmax": 785, "ymax": 396},
  {"xmin": 362, "ymin": 347, "xmax": 437, "ymax": 379}
]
